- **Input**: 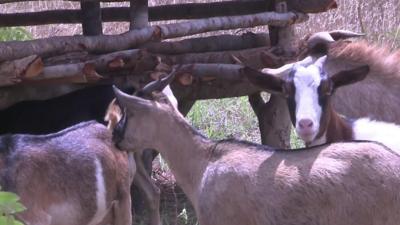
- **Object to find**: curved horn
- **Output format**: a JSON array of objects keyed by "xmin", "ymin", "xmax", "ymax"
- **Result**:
[
  {"xmin": 261, "ymin": 56, "xmax": 315, "ymax": 77},
  {"xmin": 307, "ymin": 30, "xmax": 365, "ymax": 54},
  {"xmin": 141, "ymin": 69, "xmax": 177, "ymax": 95},
  {"xmin": 328, "ymin": 30, "xmax": 365, "ymax": 40}
]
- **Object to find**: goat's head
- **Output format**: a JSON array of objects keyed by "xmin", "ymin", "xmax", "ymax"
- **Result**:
[
  {"xmin": 242, "ymin": 56, "xmax": 369, "ymax": 144},
  {"xmin": 112, "ymin": 71, "xmax": 178, "ymax": 150}
]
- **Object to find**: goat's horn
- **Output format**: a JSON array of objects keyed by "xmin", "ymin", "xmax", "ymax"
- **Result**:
[
  {"xmin": 307, "ymin": 30, "xmax": 365, "ymax": 52},
  {"xmin": 328, "ymin": 30, "xmax": 365, "ymax": 40},
  {"xmin": 142, "ymin": 69, "xmax": 177, "ymax": 94},
  {"xmin": 261, "ymin": 56, "xmax": 314, "ymax": 77}
]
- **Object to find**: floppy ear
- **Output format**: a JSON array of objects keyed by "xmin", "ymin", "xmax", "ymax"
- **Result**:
[
  {"xmin": 330, "ymin": 65, "xmax": 370, "ymax": 89},
  {"xmin": 113, "ymin": 86, "xmax": 154, "ymax": 112},
  {"xmin": 240, "ymin": 66, "xmax": 285, "ymax": 95}
]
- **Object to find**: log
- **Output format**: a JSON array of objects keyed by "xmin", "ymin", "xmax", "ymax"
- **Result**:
[
  {"xmin": 0, "ymin": 11, "xmax": 308, "ymax": 62},
  {"xmin": 0, "ymin": 1, "xmax": 269, "ymax": 27},
  {"xmin": 27, "ymin": 49, "xmax": 142, "ymax": 83},
  {"xmin": 164, "ymin": 47, "xmax": 280, "ymax": 68},
  {"xmin": 0, "ymin": 0, "xmax": 337, "ymax": 14},
  {"xmin": 143, "ymin": 32, "xmax": 269, "ymax": 55},
  {"xmin": 12, "ymin": 46, "xmax": 284, "ymax": 86},
  {"xmin": 80, "ymin": 1, "xmax": 103, "ymax": 36},
  {"xmin": 251, "ymin": 0, "xmax": 293, "ymax": 148},
  {"xmin": 0, "ymin": 55, "xmax": 43, "ymax": 87}
]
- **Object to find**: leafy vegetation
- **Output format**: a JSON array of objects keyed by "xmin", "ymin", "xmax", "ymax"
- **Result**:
[{"xmin": 0, "ymin": 190, "xmax": 26, "ymax": 225}]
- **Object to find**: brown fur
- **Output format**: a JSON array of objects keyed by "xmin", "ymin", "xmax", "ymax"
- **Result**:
[
  {"xmin": 319, "ymin": 104, "xmax": 354, "ymax": 143},
  {"xmin": 114, "ymin": 89, "xmax": 400, "ymax": 225},
  {"xmin": 0, "ymin": 121, "xmax": 133, "ymax": 225},
  {"xmin": 324, "ymin": 41, "xmax": 400, "ymax": 123}
]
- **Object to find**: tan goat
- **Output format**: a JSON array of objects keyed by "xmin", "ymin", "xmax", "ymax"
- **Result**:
[
  {"xmin": 0, "ymin": 121, "xmax": 134, "ymax": 225},
  {"xmin": 111, "ymin": 84, "xmax": 400, "ymax": 225},
  {"xmin": 105, "ymin": 73, "xmax": 177, "ymax": 225}
]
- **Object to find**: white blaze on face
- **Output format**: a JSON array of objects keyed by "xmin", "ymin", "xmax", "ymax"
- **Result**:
[{"xmin": 293, "ymin": 65, "xmax": 323, "ymax": 143}]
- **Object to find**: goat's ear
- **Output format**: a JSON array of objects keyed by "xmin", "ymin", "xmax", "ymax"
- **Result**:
[
  {"xmin": 113, "ymin": 86, "xmax": 154, "ymax": 112},
  {"xmin": 240, "ymin": 66, "xmax": 285, "ymax": 95},
  {"xmin": 330, "ymin": 65, "xmax": 370, "ymax": 89}
]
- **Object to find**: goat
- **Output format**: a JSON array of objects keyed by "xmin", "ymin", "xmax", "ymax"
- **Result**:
[
  {"xmin": 241, "ymin": 38, "xmax": 400, "ymax": 150},
  {"xmin": 0, "ymin": 84, "xmax": 163, "ymax": 225},
  {"xmin": 0, "ymin": 121, "xmax": 134, "ymax": 225},
  {"xmin": 105, "ymin": 73, "xmax": 177, "ymax": 225},
  {"xmin": 303, "ymin": 30, "xmax": 400, "ymax": 124},
  {"xmin": 111, "ymin": 83, "xmax": 400, "ymax": 225},
  {"xmin": 0, "ymin": 85, "xmax": 130, "ymax": 135}
]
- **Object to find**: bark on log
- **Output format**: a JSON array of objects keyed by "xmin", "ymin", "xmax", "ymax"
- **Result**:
[
  {"xmin": 143, "ymin": 32, "xmax": 269, "ymax": 55},
  {"xmin": 0, "ymin": 11, "xmax": 307, "ymax": 62},
  {"xmin": 80, "ymin": 1, "xmax": 103, "ymax": 36},
  {"xmin": 0, "ymin": 0, "xmax": 336, "ymax": 14},
  {"xmin": 27, "ymin": 49, "xmax": 142, "ymax": 83},
  {"xmin": 0, "ymin": 55, "xmax": 43, "ymax": 87}
]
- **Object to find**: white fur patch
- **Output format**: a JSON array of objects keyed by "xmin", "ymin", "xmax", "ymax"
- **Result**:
[
  {"xmin": 353, "ymin": 118, "xmax": 400, "ymax": 153},
  {"xmin": 88, "ymin": 157, "xmax": 107, "ymax": 225},
  {"xmin": 293, "ymin": 65, "xmax": 323, "ymax": 142},
  {"xmin": 162, "ymin": 85, "xmax": 178, "ymax": 110}
]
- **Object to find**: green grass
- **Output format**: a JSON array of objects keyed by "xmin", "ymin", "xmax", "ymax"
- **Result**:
[
  {"xmin": 0, "ymin": 27, "xmax": 32, "ymax": 41},
  {"xmin": 187, "ymin": 97, "xmax": 305, "ymax": 148}
]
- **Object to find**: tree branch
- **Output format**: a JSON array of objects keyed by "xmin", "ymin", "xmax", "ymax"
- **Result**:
[
  {"xmin": 143, "ymin": 32, "xmax": 269, "ymax": 55},
  {"xmin": 0, "ymin": 11, "xmax": 307, "ymax": 62}
]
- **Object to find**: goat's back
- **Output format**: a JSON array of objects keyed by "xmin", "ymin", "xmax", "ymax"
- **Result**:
[
  {"xmin": 325, "ymin": 41, "xmax": 400, "ymax": 123},
  {"xmin": 0, "ymin": 121, "xmax": 131, "ymax": 225},
  {"xmin": 197, "ymin": 141, "xmax": 400, "ymax": 225}
]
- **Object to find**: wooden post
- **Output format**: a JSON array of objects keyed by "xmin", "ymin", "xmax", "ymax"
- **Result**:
[
  {"xmin": 249, "ymin": 0, "xmax": 293, "ymax": 148},
  {"xmin": 80, "ymin": 1, "xmax": 103, "ymax": 35},
  {"xmin": 130, "ymin": 0, "xmax": 149, "ymax": 30}
]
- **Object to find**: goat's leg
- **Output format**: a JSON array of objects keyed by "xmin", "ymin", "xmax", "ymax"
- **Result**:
[
  {"xmin": 134, "ymin": 151, "xmax": 161, "ymax": 225},
  {"xmin": 113, "ymin": 186, "xmax": 132, "ymax": 225}
]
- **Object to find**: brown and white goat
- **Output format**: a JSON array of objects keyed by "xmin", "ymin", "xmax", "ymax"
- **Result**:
[
  {"xmin": 105, "ymin": 74, "xmax": 178, "ymax": 225},
  {"xmin": 242, "ymin": 54, "xmax": 400, "ymax": 150},
  {"xmin": 111, "ymin": 83, "xmax": 400, "ymax": 225},
  {"xmin": 0, "ymin": 121, "xmax": 134, "ymax": 225},
  {"xmin": 304, "ymin": 30, "xmax": 400, "ymax": 124}
]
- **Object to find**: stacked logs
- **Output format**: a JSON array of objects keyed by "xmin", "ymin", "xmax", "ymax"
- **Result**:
[{"xmin": 0, "ymin": 10, "xmax": 310, "ymax": 109}]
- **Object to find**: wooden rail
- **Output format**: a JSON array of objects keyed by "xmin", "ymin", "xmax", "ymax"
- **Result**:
[{"xmin": 0, "ymin": 1, "xmax": 269, "ymax": 27}]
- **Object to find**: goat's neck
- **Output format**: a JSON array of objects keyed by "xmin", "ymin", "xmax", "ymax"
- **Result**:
[
  {"xmin": 313, "ymin": 105, "xmax": 354, "ymax": 145},
  {"xmin": 152, "ymin": 113, "xmax": 213, "ymax": 205}
]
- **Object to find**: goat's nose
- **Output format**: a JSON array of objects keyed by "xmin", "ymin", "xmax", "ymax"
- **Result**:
[{"xmin": 298, "ymin": 119, "xmax": 314, "ymax": 129}]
